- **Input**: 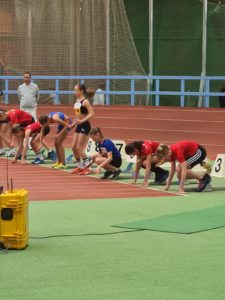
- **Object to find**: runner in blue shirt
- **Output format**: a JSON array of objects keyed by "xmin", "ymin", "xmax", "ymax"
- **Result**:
[
  {"xmin": 90, "ymin": 127, "xmax": 122, "ymax": 179},
  {"xmin": 39, "ymin": 112, "xmax": 71, "ymax": 169}
]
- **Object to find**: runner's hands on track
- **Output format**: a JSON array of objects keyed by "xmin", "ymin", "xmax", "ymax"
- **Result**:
[
  {"xmin": 178, "ymin": 187, "xmax": 186, "ymax": 194},
  {"xmin": 95, "ymin": 166, "xmax": 101, "ymax": 174}
]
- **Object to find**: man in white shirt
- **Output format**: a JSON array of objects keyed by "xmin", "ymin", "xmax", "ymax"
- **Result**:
[
  {"xmin": 18, "ymin": 72, "xmax": 40, "ymax": 121},
  {"xmin": 93, "ymin": 84, "xmax": 105, "ymax": 105}
]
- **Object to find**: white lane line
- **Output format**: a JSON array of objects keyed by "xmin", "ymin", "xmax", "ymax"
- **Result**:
[
  {"xmin": 101, "ymin": 126, "xmax": 225, "ymax": 135},
  {"xmin": 89, "ymin": 174, "xmax": 184, "ymax": 196},
  {"xmin": 36, "ymin": 106, "xmax": 225, "ymax": 113}
]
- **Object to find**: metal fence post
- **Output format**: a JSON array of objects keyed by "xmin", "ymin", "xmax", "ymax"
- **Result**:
[
  {"xmin": 106, "ymin": 79, "xmax": 110, "ymax": 105},
  {"xmin": 180, "ymin": 79, "xmax": 185, "ymax": 107},
  {"xmin": 4, "ymin": 80, "xmax": 9, "ymax": 104},
  {"xmin": 54, "ymin": 79, "xmax": 60, "ymax": 104},
  {"xmin": 131, "ymin": 79, "xmax": 135, "ymax": 106},
  {"xmin": 205, "ymin": 79, "xmax": 210, "ymax": 108},
  {"xmin": 155, "ymin": 79, "xmax": 160, "ymax": 106}
]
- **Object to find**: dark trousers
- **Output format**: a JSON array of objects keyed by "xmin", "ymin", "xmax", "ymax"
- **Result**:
[{"xmin": 151, "ymin": 164, "xmax": 168, "ymax": 181}]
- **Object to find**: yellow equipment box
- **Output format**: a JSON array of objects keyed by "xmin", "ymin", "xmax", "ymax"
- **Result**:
[{"xmin": 0, "ymin": 189, "xmax": 29, "ymax": 250}]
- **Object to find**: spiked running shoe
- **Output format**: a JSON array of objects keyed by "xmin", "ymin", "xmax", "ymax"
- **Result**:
[
  {"xmin": 47, "ymin": 150, "xmax": 57, "ymax": 161},
  {"xmin": 79, "ymin": 168, "xmax": 93, "ymax": 175},
  {"xmin": 72, "ymin": 167, "xmax": 83, "ymax": 174},
  {"xmin": 32, "ymin": 158, "xmax": 44, "ymax": 164},
  {"xmin": 54, "ymin": 163, "xmax": 67, "ymax": 170},
  {"xmin": 7, "ymin": 149, "xmax": 16, "ymax": 157},
  {"xmin": 154, "ymin": 171, "xmax": 169, "ymax": 184},
  {"xmin": 100, "ymin": 170, "xmax": 114, "ymax": 179},
  {"xmin": 0, "ymin": 149, "xmax": 6, "ymax": 156},
  {"xmin": 111, "ymin": 169, "xmax": 121, "ymax": 180},
  {"xmin": 195, "ymin": 174, "xmax": 212, "ymax": 192},
  {"xmin": 52, "ymin": 162, "xmax": 60, "ymax": 168}
]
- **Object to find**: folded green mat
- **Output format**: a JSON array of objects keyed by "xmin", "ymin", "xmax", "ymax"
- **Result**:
[{"xmin": 113, "ymin": 205, "xmax": 225, "ymax": 234}]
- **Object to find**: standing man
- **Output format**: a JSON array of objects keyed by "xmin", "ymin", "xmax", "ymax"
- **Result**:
[
  {"xmin": 18, "ymin": 72, "xmax": 39, "ymax": 121},
  {"xmin": 93, "ymin": 84, "xmax": 105, "ymax": 105}
]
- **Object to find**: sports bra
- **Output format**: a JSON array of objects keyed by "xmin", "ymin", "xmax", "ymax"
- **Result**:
[{"xmin": 74, "ymin": 99, "xmax": 88, "ymax": 116}]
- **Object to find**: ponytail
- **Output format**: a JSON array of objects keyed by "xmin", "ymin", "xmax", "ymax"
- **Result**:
[
  {"xmin": 76, "ymin": 84, "xmax": 96, "ymax": 99},
  {"xmin": 156, "ymin": 144, "xmax": 169, "ymax": 161},
  {"xmin": 86, "ymin": 88, "xmax": 96, "ymax": 99}
]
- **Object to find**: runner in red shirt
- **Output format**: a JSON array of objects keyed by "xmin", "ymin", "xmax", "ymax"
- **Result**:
[
  {"xmin": 125, "ymin": 140, "xmax": 168, "ymax": 187},
  {"xmin": 156, "ymin": 140, "xmax": 211, "ymax": 193},
  {"xmin": 0, "ymin": 109, "xmax": 35, "ymax": 156},
  {"xmin": 11, "ymin": 122, "xmax": 50, "ymax": 165},
  {"xmin": 0, "ymin": 109, "xmax": 34, "ymax": 127}
]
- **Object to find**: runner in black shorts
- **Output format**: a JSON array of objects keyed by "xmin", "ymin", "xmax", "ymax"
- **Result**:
[
  {"xmin": 75, "ymin": 120, "xmax": 91, "ymax": 135},
  {"xmin": 89, "ymin": 127, "xmax": 122, "ymax": 179},
  {"xmin": 156, "ymin": 140, "xmax": 211, "ymax": 193},
  {"xmin": 71, "ymin": 84, "xmax": 95, "ymax": 175}
]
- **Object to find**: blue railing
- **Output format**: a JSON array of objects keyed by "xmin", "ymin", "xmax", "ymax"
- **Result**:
[{"xmin": 0, "ymin": 75, "xmax": 225, "ymax": 107}]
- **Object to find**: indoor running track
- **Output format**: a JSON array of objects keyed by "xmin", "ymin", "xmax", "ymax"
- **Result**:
[{"xmin": 0, "ymin": 158, "xmax": 178, "ymax": 201}]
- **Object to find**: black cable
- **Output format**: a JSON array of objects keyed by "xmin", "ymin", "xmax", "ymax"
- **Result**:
[
  {"xmin": 6, "ymin": 153, "xmax": 9, "ymax": 190},
  {"xmin": 30, "ymin": 229, "xmax": 144, "ymax": 239},
  {"xmin": 0, "ymin": 242, "xmax": 10, "ymax": 255}
]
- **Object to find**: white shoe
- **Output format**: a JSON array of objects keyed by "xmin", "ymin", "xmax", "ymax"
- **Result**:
[
  {"xmin": 0, "ymin": 149, "xmax": 6, "ymax": 156},
  {"xmin": 7, "ymin": 149, "xmax": 16, "ymax": 157},
  {"xmin": 83, "ymin": 157, "xmax": 92, "ymax": 168}
]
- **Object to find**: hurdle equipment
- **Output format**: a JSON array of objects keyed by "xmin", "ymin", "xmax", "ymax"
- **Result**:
[{"xmin": 0, "ymin": 189, "xmax": 29, "ymax": 250}]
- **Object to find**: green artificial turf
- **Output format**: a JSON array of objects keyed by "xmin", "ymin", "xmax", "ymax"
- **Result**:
[
  {"xmin": 1, "ymin": 193, "xmax": 225, "ymax": 300},
  {"xmin": 114, "ymin": 205, "xmax": 225, "ymax": 234},
  {"xmin": 1, "ymin": 153, "xmax": 225, "ymax": 299}
]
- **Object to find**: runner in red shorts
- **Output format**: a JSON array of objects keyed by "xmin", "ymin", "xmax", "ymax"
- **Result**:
[{"xmin": 11, "ymin": 122, "xmax": 50, "ymax": 165}]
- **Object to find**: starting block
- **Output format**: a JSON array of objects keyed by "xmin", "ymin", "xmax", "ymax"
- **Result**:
[
  {"xmin": 0, "ymin": 189, "xmax": 29, "ymax": 250},
  {"xmin": 192, "ymin": 158, "xmax": 211, "ymax": 174},
  {"xmin": 211, "ymin": 154, "xmax": 225, "ymax": 178}
]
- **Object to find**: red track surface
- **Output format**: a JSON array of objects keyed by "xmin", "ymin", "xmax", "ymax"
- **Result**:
[
  {"xmin": 2, "ymin": 104, "xmax": 225, "ymax": 158},
  {"xmin": 0, "ymin": 158, "xmax": 176, "ymax": 201},
  {"xmin": 0, "ymin": 104, "xmax": 224, "ymax": 201}
]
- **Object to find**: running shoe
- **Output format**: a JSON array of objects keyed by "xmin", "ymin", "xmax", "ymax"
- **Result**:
[
  {"xmin": 32, "ymin": 158, "xmax": 44, "ymax": 165},
  {"xmin": 83, "ymin": 157, "xmax": 93, "ymax": 168},
  {"xmin": 154, "ymin": 171, "xmax": 169, "ymax": 184},
  {"xmin": 52, "ymin": 162, "xmax": 60, "ymax": 168},
  {"xmin": 79, "ymin": 168, "xmax": 93, "ymax": 175},
  {"xmin": 65, "ymin": 154, "xmax": 74, "ymax": 164},
  {"xmin": 111, "ymin": 169, "xmax": 121, "ymax": 180},
  {"xmin": 72, "ymin": 167, "xmax": 83, "ymax": 174},
  {"xmin": 47, "ymin": 149, "xmax": 57, "ymax": 161},
  {"xmin": 0, "ymin": 149, "xmax": 6, "ymax": 156},
  {"xmin": 7, "ymin": 148, "xmax": 16, "ymax": 157},
  {"xmin": 195, "ymin": 174, "xmax": 212, "ymax": 192},
  {"xmin": 100, "ymin": 170, "xmax": 113, "ymax": 179},
  {"xmin": 54, "ymin": 163, "xmax": 67, "ymax": 170}
]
